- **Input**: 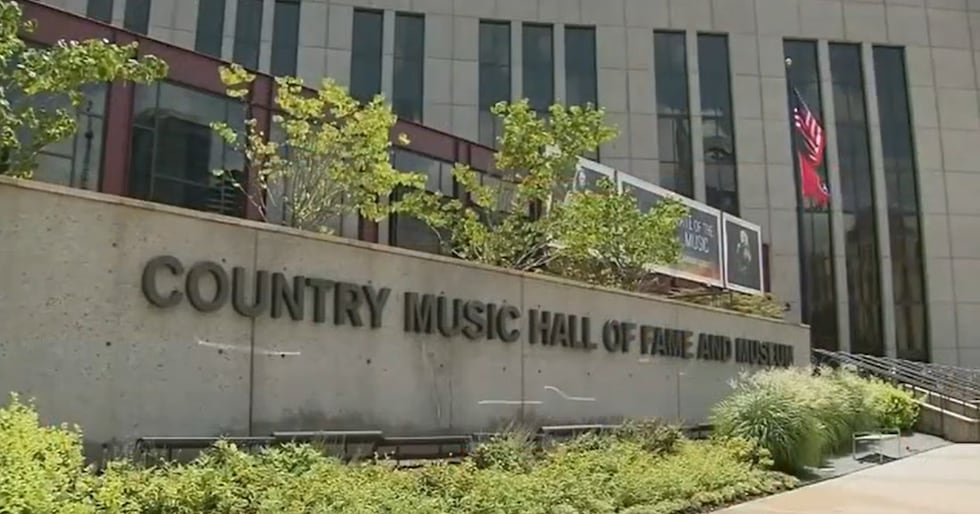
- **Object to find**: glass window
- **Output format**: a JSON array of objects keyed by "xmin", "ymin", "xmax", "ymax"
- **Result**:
[
  {"xmin": 390, "ymin": 149, "xmax": 454, "ymax": 254},
  {"xmin": 479, "ymin": 21, "xmax": 511, "ymax": 147},
  {"xmin": 830, "ymin": 43, "xmax": 884, "ymax": 356},
  {"xmin": 270, "ymin": 0, "xmax": 300, "ymax": 77},
  {"xmin": 565, "ymin": 26, "xmax": 597, "ymax": 108},
  {"xmin": 350, "ymin": 9, "xmax": 384, "ymax": 104},
  {"xmin": 233, "ymin": 0, "xmax": 263, "ymax": 69},
  {"xmin": 87, "ymin": 0, "xmax": 113, "ymax": 23},
  {"xmin": 784, "ymin": 39, "xmax": 839, "ymax": 352},
  {"xmin": 655, "ymin": 31, "xmax": 692, "ymax": 198},
  {"xmin": 393, "ymin": 13, "xmax": 425, "ymax": 122},
  {"xmin": 522, "ymin": 23, "xmax": 554, "ymax": 114},
  {"xmin": 874, "ymin": 46, "xmax": 929, "ymax": 362},
  {"xmin": 565, "ymin": 26, "xmax": 598, "ymax": 160},
  {"xmin": 195, "ymin": 0, "xmax": 226, "ymax": 58},
  {"xmin": 26, "ymin": 85, "xmax": 109, "ymax": 191},
  {"xmin": 129, "ymin": 82, "xmax": 245, "ymax": 217},
  {"xmin": 124, "ymin": 0, "xmax": 151, "ymax": 34},
  {"xmin": 697, "ymin": 33, "xmax": 738, "ymax": 215}
]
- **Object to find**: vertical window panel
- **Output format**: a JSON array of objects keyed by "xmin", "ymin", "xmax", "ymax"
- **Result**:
[
  {"xmin": 830, "ymin": 43, "xmax": 883, "ymax": 356},
  {"xmin": 479, "ymin": 21, "xmax": 511, "ymax": 147},
  {"xmin": 697, "ymin": 33, "xmax": 738, "ymax": 215},
  {"xmin": 195, "ymin": 0, "xmax": 226, "ymax": 58},
  {"xmin": 270, "ymin": 0, "xmax": 300, "ymax": 77},
  {"xmin": 87, "ymin": 0, "xmax": 113, "ymax": 23},
  {"xmin": 655, "ymin": 31, "xmax": 692, "ymax": 197},
  {"xmin": 123, "ymin": 0, "xmax": 151, "ymax": 34},
  {"xmin": 874, "ymin": 46, "xmax": 929, "ymax": 362},
  {"xmin": 390, "ymin": 149, "xmax": 454, "ymax": 254},
  {"xmin": 29, "ymin": 85, "xmax": 108, "ymax": 191},
  {"xmin": 784, "ymin": 39, "xmax": 839, "ymax": 352},
  {"xmin": 233, "ymin": 0, "xmax": 263, "ymax": 69},
  {"xmin": 522, "ymin": 24, "xmax": 554, "ymax": 115},
  {"xmin": 393, "ymin": 13, "xmax": 425, "ymax": 122},
  {"xmin": 565, "ymin": 26, "xmax": 598, "ymax": 159},
  {"xmin": 565, "ymin": 26, "xmax": 597, "ymax": 108},
  {"xmin": 350, "ymin": 9, "xmax": 384, "ymax": 104}
]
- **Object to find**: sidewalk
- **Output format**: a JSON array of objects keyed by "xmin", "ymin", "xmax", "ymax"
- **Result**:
[{"xmin": 715, "ymin": 444, "xmax": 980, "ymax": 514}]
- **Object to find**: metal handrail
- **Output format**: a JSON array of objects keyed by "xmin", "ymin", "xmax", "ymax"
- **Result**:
[{"xmin": 814, "ymin": 349, "xmax": 980, "ymax": 404}]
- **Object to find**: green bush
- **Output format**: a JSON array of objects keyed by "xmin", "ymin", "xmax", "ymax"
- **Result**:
[
  {"xmin": 469, "ymin": 429, "xmax": 537, "ymax": 472},
  {"xmin": 865, "ymin": 380, "xmax": 920, "ymax": 431},
  {"xmin": 612, "ymin": 419, "xmax": 683, "ymax": 455},
  {"xmin": 0, "ymin": 394, "xmax": 93, "ymax": 514},
  {"xmin": 0, "ymin": 396, "xmax": 799, "ymax": 514},
  {"xmin": 711, "ymin": 367, "xmax": 922, "ymax": 475}
]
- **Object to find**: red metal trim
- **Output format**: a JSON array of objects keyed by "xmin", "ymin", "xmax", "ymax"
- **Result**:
[
  {"xmin": 20, "ymin": 2, "xmax": 113, "ymax": 43},
  {"xmin": 100, "ymin": 32, "xmax": 138, "ymax": 196}
]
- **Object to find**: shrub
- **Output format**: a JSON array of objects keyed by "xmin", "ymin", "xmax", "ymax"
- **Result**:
[
  {"xmin": 0, "ymin": 396, "xmax": 800, "ymax": 514},
  {"xmin": 865, "ymin": 380, "xmax": 920, "ymax": 431},
  {"xmin": 0, "ymin": 394, "xmax": 93, "ymax": 514},
  {"xmin": 613, "ymin": 419, "xmax": 684, "ymax": 455},
  {"xmin": 469, "ymin": 429, "xmax": 537, "ymax": 472},
  {"xmin": 712, "ymin": 367, "xmax": 923, "ymax": 475},
  {"xmin": 711, "ymin": 382, "xmax": 823, "ymax": 473}
]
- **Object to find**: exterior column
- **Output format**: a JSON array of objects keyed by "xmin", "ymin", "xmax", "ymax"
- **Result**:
[
  {"xmin": 816, "ymin": 40, "xmax": 852, "ymax": 353},
  {"xmin": 686, "ymin": 30, "xmax": 706, "ymax": 203}
]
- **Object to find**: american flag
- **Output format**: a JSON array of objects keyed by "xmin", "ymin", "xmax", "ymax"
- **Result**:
[
  {"xmin": 792, "ymin": 90, "xmax": 825, "ymax": 164},
  {"xmin": 791, "ymin": 88, "xmax": 830, "ymax": 206}
]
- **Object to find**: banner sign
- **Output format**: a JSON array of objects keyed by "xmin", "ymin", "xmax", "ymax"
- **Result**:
[
  {"xmin": 571, "ymin": 158, "xmax": 617, "ymax": 193},
  {"xmin": 617, "ymin": 173, "xmax": 725, "ymax": 288},
  {"xmin": 722, "ymin": 214, "xmax": 765, "ymax": 295}
]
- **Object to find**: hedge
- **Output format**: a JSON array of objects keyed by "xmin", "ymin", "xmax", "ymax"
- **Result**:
[
  {"xmin": 711, "ymin": 367, "xmax": 921, "ymax": 474},
  {"xmin": 0, "ymin": 400, "xmax": 797, "ymax": 514}
]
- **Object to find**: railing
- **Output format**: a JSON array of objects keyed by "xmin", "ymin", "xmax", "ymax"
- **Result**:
[
  {"xmin": 131, "ymin": 423, "xmax": 715, "ymax": 469},
  {"xmin": 812, "ymin": 349, "xmax": 980, "ymax": 405}
]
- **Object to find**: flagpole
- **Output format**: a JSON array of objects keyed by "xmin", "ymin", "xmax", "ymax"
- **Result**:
[{"xmin": 785, "ymin": 57, "xmax": 811, "ymax": 326}]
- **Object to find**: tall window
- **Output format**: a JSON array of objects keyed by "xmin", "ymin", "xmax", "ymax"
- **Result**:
[
  {"xmin": 698, "ymin": 33, "xmax": 738, "ymax": 214},
  {"xmin": 233, "ymin": 0, "xmax": 264, "ymax": 69},
  {"xmin": 478, "ymin": 21, "xmax": 510, "ymax": 147},
  {"xmin": 655, "ymin": 31, "xmax": 693, "ymax": 198},
  {"xmin": 86, "ymin": 0, "xmax": 113, "ymax": 23},
  {"xmin": 784, "ymin": 39, "xmax": 839, "ymax": 352},
  {"xmin": 874, "ymin": 46, "xmax": 929, "ymax": 362},
  {"xmin": 565, "ymin": 26, "xmax": 597, "ymax": 159},
  {"xmin": 270, "ymin": 0, "xmax": 300, "ymax": 76},
  {"xmin": 123, "ymin": 0, "xmax": 151, "ymax": 34},
  {"xmin": 390, "ymin": 150, "xmax": 454, "ymax": 254},
  {"xmin": 30, "ymin": 85, "xmax": 108, "ymax": 192},
  {"xmin": 195, "ymin": 0, "xmax": 226, "ymax": 58},
  {"xmin": 522, "ymin": 24, "xmax": 554, "ymax": 116},
  {"xmin": 350, "ymin": 9, "xmax": 384, "ymax": 104},
  {"xmin": 393, "ymin": 13, "xmax": 425, "ymax": 122},
  {"xmin": 830, "ymin": 43, "xmax": 884, "ymax": 356},
  {"xmin": 129, "ymin": 82, "xmax": 245, "ymax": 217}
]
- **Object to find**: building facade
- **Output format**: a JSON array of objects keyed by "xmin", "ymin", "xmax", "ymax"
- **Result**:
[{"xmin": 25, "ymin": 0, "xmax": 980, "ymax": 368}]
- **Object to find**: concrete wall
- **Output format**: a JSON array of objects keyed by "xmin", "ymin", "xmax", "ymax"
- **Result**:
[{"xmin": 0, "ymin": 178, "xmax": 809, "ymax": 448}]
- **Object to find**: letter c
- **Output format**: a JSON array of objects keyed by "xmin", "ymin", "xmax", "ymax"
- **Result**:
[{"xmin": 142, "ymin": 255, "xmax": 184, "ymax": 308}]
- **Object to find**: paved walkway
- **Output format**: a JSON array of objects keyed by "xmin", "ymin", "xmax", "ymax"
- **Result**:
[{"xmin": 716, "ymin": 444, "xmax": 980, "ymax": 514}]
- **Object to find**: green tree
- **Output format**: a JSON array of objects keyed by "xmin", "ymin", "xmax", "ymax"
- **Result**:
[
  {"xmin": 0, "ymin": 0, "xmax": 167, "ymax": 178},
  {"xmin": 212, "ymin": 64, "xmax": 433, "ymax": 234},
  {"xmin": 549, "ymin": 179, "xmax": 687, "ymax": 290},
  {"xmin": 423, "ymin": 100, "xmax": 618, "ymax": 270}
]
